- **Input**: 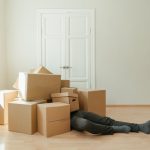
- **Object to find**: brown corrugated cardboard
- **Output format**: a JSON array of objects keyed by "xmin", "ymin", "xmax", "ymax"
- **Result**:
[
  {"xmin": 19, "ymin": 73, "xmax": 61, "ymax": 100},
  {"xmin": 13, "ymin": 66, "xmax": 52, "ymax": 90},
  {"xmin": 61, "ymin": 87, "xmax": 77, "ymax": 94},
  {"xmin": 51, "ymin": 93, "xmax": 79, "ymax": 112},
  {"xmin": 8, "ymin": 99, "xmax": 46, "ymax": 134},
  {"xmin": 78, "ymin": 90, "xmax": 106, "ymax": 116},
  {"xmin": 46, "ymin": 120, "xmax": 70, "ymax": 137},
  {"xmin": 32, "ymin": 66, "xmax": 53, "ymax": 74},
  {"xmin": 61, "ymin": 80, "xmax": 70, "ymax": 88},
  {"xmin": 0, "ymin": 90, "xmax": 18, "ymax": 124},
  {"xmin": 37, "ymin": 102, "xmax": 70, "ymax": 137}
]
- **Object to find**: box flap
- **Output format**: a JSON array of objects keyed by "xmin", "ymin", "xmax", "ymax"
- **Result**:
[
  {"xmin": 12, "ymin": 78, "xmax": 19, "ymax": 89},
  {"xmin": 32, "ymin": 66, "xmax": 53, "ymax": 74}
]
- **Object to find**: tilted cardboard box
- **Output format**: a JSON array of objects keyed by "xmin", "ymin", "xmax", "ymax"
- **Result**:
[
  {"xmin": 78, "ymin": 90, "xmax": 106, "ymax": 116},
  {"xmin": 61, "ymin": 80, "xmax": 70, "ymax": 88},
  {"xmin": 61, "ymin": 87, "xmax": 77, "ymax": 94},
  {"xmin": 0, "ymin": 90, "xmax": 18, "ymax": 124},
  {"xmin": 18, "ymin": 73, "xmax": 61, "ymax": 100},
  {"xmin": 51, "ymin": 92, "xmax": 79, "ymax": 112},
  {"xmin": 8, "ymin": 99, "xmax": 46, "ymax": 134},
  {"xmin": 37, "ymin": 102, "xmax": 70, "ymax": 137}
]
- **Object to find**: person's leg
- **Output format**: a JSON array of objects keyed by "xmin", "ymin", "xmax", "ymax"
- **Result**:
[
  {"xmin": 75, "ymin": 110, "xmax": 139, "ymax": 132},
  {"xmin": 139, "ymin": 121, "xmax": 150, "ymax": 134},
  {"xmin": 71, "ymin": 116, "xmax": 130, "ymax": 135},
  {"xmin": 113, "ymin": 119, "xmax": 150, "ymax": 134}
]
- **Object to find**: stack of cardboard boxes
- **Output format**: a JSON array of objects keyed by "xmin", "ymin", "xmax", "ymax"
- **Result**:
[{"xmin": 0, "ymin": 66, "xmax": 106, "ymax": 137}]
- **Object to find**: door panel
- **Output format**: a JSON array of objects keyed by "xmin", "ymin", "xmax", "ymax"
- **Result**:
[
  {"xmin": 45, "ymin": 15, "xmax": 65, "ymax": 35},
  {"xmin": 67, "ymin": 14, "xmax": 90, "ymax": 88},
  {"xmin": 42, "ymin": 14, "xmax": 66, "ymax": 78},
  {"xmin": 45, "ymin": 39, "xmax": 64, "ymax": 75},
  {"xmin": 69, "ymin": 16, "xmax": 87, "ymax": 36},
  {"xmin": 70, "ymin": 81, "xmax": 88, "ymax": 89},
  {"xmin": 69, "ymin": 38, "xmax": 87, "ymax": 79}
]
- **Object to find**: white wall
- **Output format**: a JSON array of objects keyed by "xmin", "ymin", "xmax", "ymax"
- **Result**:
[
  {"xmin": 5, "ymin": 0, "xmax": 150, "ymax": 104},
  {"xmin": 0, "ymin": 0, "xmax": 7, "ymax": 89}
]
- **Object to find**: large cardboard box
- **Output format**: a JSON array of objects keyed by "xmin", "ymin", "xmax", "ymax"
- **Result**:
[
  {"xmin": 78, "ymin": 90, "xmax": 106, "ymax": 116},
  {"xmin": 0, "ymin": 90, "xmax": 18, "ymax": 124},
  {"xmin": 19, "ymin": 73, "xmax": 61, "ymax": 100},
  {"xmin": 51, "ymin": 93, "xmax": 79, "ymax": 112},
  {"xmin": 37, "ymin": 102, "xmax": 70, "ymax": 137},
  {"xmin": 61, "ymin": 87, "xmax": 77, "ymax": 94},
  {"xmin": 61, "ymin": 80, "xmax": 70, "ymax": 88},
  {"xmin": 8, "ymin": 99, "xmax": 46, "ymax": 134},
  {"xmin": 13, "ymin": 66, "xmax": 53, "ymax": 89}
]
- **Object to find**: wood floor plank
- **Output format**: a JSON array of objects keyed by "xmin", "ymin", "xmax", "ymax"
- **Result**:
[{"xmin": 0, "ymin": 106, "xmax": 150, "ymax": 150}]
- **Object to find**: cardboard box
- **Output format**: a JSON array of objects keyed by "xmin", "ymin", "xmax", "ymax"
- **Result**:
[
  {"xmin": 61, "ymin": 80, "xmax": 70, "ymax": 88},
  {"xmin": 0, "ymin": 90, "xmax": 18, "ymax": 124},
  {"xmin": 13, "ymin": 66, "xmax": 53, "ymax": 89},
  {"xmin": 37, "ymin": 102, "xmax": 70, "ymax": 137},
  {"xmin": 19, "ymin": 73, "xmax": 61, "ymax": 100},
  {"xmin": 78, "ymin": 90, "xmax": 106, "ymax": 116},
  {"xmin": 51, "ymin": 93, "xmax": 79, "ymax": 112},
  {"xmin": 8, "ymin": 99, "xmax": 46, "ymax": 134},
  {"xmin": 61, "ymin": 87, "xmax": 77, "ymax": 94}
]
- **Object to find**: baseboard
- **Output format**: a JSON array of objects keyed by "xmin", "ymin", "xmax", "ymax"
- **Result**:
[{"xmin": 106, "ymin": 104, "xmax": 150, "ymax": 107}]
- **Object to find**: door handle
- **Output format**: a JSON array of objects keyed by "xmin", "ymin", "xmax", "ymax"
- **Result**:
[
  {"xmin": 60, "ymin": 66, "xmax": 67, "ymax": 69},
  {"xmin": 66, "ymin": 66, "xmax": 72, "ymax": 69}
]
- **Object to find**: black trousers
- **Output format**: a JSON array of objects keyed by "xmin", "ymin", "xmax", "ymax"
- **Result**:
[{"xmin": 71, "ymin": 110, "xmax": 140, "ymax": 135}]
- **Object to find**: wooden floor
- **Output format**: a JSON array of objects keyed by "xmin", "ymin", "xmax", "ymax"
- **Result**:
[{"xmin": 0, "ymin": 106, "xmax": 150, "ymax": 150}]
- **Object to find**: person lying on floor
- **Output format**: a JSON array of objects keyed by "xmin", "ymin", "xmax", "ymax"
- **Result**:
[{"xmin": 71, "ymin": 110, "xmax": 150, "ymax": 135}]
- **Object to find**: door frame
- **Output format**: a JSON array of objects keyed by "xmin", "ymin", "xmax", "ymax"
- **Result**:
[{"xmin": 36, "ymin": 9, "xmax": 96, "ymax": 88}]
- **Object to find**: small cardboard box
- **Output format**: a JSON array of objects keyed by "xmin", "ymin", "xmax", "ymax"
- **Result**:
[
  {"xmin": 61, "ymin": 87, "xmax": 77, "ymax": 94},
  {"xmin": 19, "ymin": 73, "xmax": 61, "ymax": 100},
  {"xmin": 51, "ymin": 93, "xmax": 79, "ymax": 112},
  {"xmin": 78, "ymin": 90, "xmax": 106, "ymax": 116},
  {"xmin": 61, "ymin": 80, "xmax": 70, "ymax": 88},
  {"xmin": 8, "ymin": 99, "xmax": 46, "ymax": 134},
  {"xmin": 37, "ymin": 102, "xmax": 70, "ymax": 137},
  {"xmin": 0, "ymin": 90, "xmax": 18, "ymax": 124}
]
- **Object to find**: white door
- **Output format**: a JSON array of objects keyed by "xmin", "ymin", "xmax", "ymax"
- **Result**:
[{"xmin": 37, "ymin": 9, "xmax": 95, "ymax": 88}]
